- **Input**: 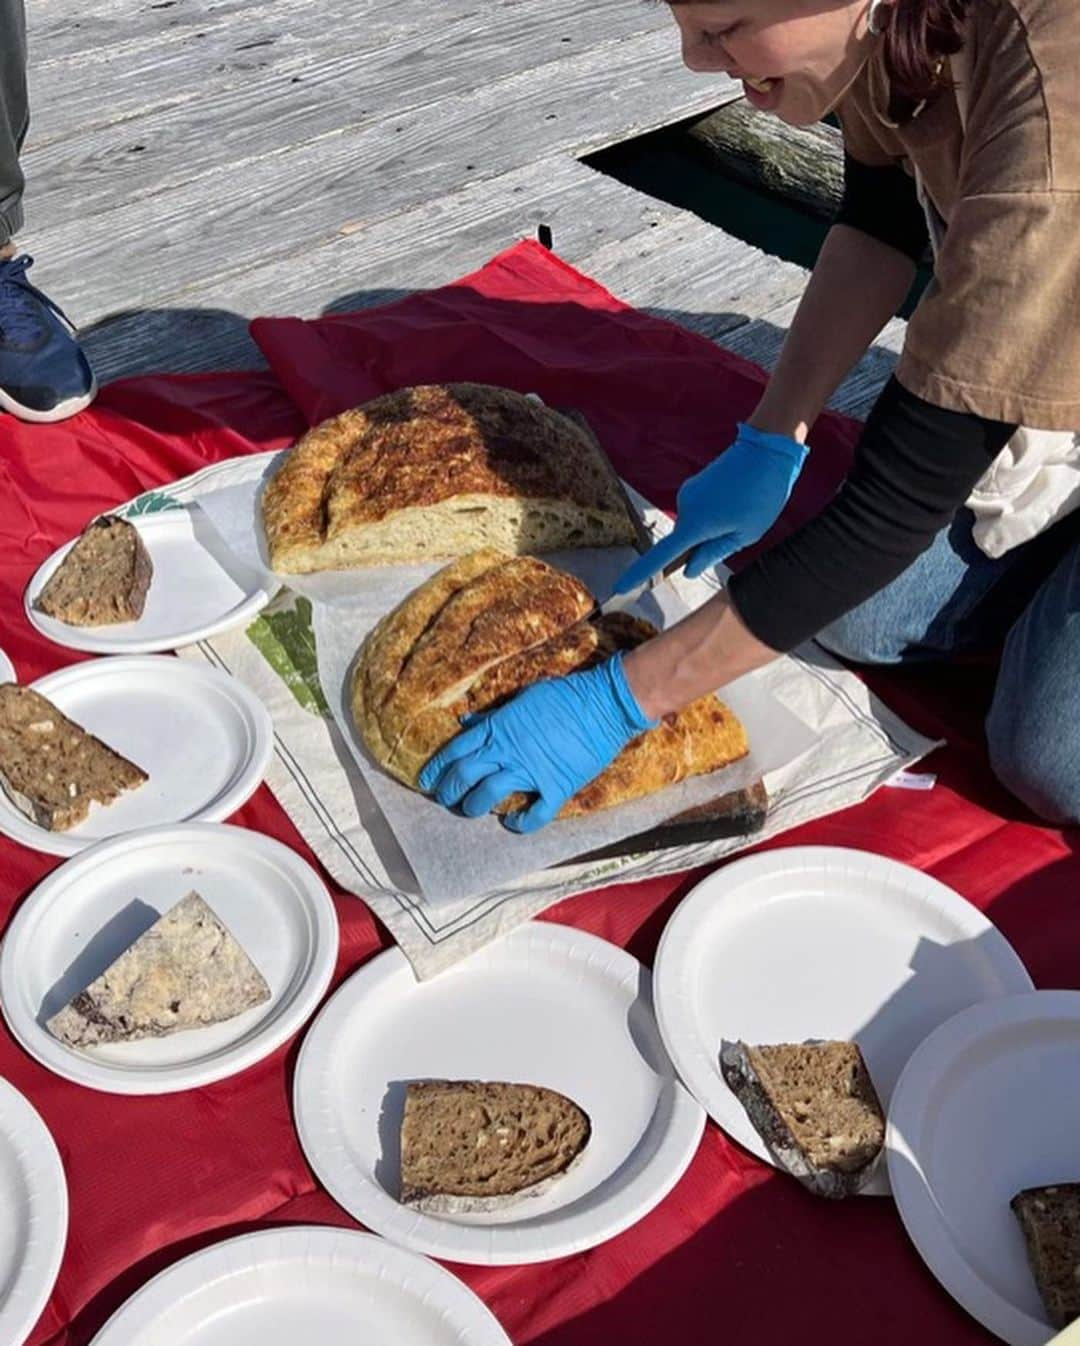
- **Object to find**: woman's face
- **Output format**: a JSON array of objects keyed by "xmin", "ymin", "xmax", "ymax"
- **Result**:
[{"xmin": 665, "ymin": 0, "xmax": 876, "ymax": 126}]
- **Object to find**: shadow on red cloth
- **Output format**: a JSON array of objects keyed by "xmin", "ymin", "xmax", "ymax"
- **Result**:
[{"xmin": 517, "ymin": 1174, "xmax": 988, "ymax": 1346}]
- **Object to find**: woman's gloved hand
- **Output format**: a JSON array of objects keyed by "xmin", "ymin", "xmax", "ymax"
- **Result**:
[
  {"xmin": 614, "ymin": 423, "xmax": 809, "ymax": 593},
  {"xmin": 417, "ymin": 653, "xmax": 657, "ymax": 834}
]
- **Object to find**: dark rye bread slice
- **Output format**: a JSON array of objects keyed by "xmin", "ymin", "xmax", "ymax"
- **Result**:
[
  {"xmin": 35, "ymin": 514, "xmax": 152, "ymax": 626},
  {"xmin": 721, "ymin": 1040, "xmax": 885, "ymax": 1199},
  {"xmin": 0, "ymin": 683, "xmax": 148, "ymax": 831},
  {"xmin": 399, "ymin": 1080, "xmax": 591, "ymax": 1213},
  {"xmin": 1011, "ymin": 1183, "xmax": 1080, "ymax": 1328}
]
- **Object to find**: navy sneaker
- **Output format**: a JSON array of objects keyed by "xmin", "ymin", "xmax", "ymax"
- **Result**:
[{"xmin": 0, "ymin": 254, "xmax": 96, "ymax": 422}]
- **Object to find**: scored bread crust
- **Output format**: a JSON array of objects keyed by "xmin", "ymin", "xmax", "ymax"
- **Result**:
[
  {"xmin": 261, "ymin": 383, "xmax": 637, "ymax": 573},
  {"xmin": 351, "ymin": 550, "xmax": 749, "ymax": 820},
  {"xmin": 353, "ymin": 548, "xmax": 596, "ymax": 781}
]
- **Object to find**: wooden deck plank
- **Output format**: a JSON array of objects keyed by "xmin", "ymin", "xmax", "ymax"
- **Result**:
[
  {"xmin": 28, "ymin": 0, "xmax": 667, "ymax": 152},
  {"xmin": 31, "ymin": 0, "xmax": 291, "ymax": 65},
  {"xmin": 24, "ymin": 32, "xmax": 736, "ymax": 319},
  {"xmin": 79, "ymin": 154, "xmax": 682, "ymax": 379},
  {"xmin": 23, "ymin": 0, "xmax": 896, "ymax": 420},
  {"xmin": 575, "ymin": 220, "xmax": 897, "ymax": 419}
]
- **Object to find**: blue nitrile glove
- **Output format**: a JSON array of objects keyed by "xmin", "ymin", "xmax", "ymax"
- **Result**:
[
  {"xmin": 417, "ymin": 653, "xmax": 658, "ymax": 834},
  {"xmin": 614, "ymin": 423, "xmax": 809, "ymax": 593}
]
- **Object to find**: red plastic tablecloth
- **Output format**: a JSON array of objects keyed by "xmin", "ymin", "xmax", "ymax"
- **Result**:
[{"xmin": 1, "ymin": 242, "xmax": 1076, "ymax": 1346}]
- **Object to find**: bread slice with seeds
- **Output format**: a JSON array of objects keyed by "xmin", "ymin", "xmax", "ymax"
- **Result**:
[
  {"xmin": 399, "ymin": 1080, "xmax": 591, "ymax": 1213},
  {"xmin": 1011, "ymin": 1183, "xmax": 1080, "ymax": 1328},
  {"xmin": 35, "ymin": 514, "xmax": 152, "ymax": 626},
  {"xmin": 0, "ymin": 682, "xmax": 147, "ymax": 831},
  {"xmin": 720, "ymin": 1040, "xmax": 885, "ymax": 1198}
]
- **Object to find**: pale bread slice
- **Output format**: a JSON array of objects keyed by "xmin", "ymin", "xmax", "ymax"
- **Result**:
[
  {"xmin": 399, "ymin": 1080, "xmax": 591, "ymax": 1213},
  {"xmin": 47, "ymin": 892, "xmax": 271, "ymax": 1048}
]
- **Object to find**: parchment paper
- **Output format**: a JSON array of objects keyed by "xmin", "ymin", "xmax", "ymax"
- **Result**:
[
  {"xmin": 310, "ymin": 551, "xmax": 816, "ymax": 904},
  {"xmin": 197, "ymin": 469, "xmax": 819, "ymax": 904}
]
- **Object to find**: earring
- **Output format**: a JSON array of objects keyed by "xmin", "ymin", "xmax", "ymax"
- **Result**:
[{"xmin": 867, "ymin": 0, "xmax": 891, "ymax": 35}]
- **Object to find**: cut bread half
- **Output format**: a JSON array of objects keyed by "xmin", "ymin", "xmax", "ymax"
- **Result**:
[
  {"xmin": 720, "ymin": 1039, "xmax": 885, "ymax": 1198},
  {"xmin": 1011, "ymin": 1183, "xmax": 1080, "ymax": 1328},
  {"xmin": 399, "ymin": 1079, "xmax": 591, "ymax": 1214},
  {"xmin": 47, "ymin": 891, "xmax": 271, "ymax": 1047},
  {"xmin": 262, "ymin": 383, "xmax": 637, "ymax": 573}
]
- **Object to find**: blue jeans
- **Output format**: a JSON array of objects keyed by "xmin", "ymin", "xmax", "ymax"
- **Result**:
[{"xmin": 817, "ymin": 509, "xmax": 1080, "ymax": 824}]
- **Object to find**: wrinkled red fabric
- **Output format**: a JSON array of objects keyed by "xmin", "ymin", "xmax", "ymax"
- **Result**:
[{"xmin": 0, "ymin": 242, "xmax": 1072, "ymax": 1346}]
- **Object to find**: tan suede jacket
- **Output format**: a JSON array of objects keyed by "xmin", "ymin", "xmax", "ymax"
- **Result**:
[{"xmin": 838, "ymin": 0, "xmax": 1080, "ymax": 431}]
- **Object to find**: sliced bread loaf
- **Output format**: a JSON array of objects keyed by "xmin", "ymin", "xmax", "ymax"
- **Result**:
[
  {"xmin": 47, "ymin": 891, "xmax": 271, "ymax": 1048},
  {"xmin": 35, "ymin": 514, "xmax": 152, "ymax": 626},
  {"xmin": 720, "ymin": 1039, "xmax": 885, "ymax": 1198},
  {"xmin": 1011, "ymin": 1183, "xmax": 1080, "ymax": 1328},
  {"xmin": 0, "ymin": 683, "xmax": 147, "ymax": 831},
  {"xmin": 354, "ymin": 549, "xmax": 749, "ymax": 819},
  {"xmin": 263, "ymin": 383, "xmax": 638, "ymax": 572},
  {"xmin": 399, "ymin": 1080, "xmax": 591, "ymax": 1213}
]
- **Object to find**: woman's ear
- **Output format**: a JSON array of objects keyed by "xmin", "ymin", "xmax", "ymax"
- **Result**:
[{"xmin": 866, "ymin": 0, "xmax": 895, "ymax": 35}]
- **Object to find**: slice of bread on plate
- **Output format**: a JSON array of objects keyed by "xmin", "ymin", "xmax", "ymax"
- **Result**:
[
  {"xmin": 35, "ymin": 514, "xmax": 153, "ymax": 626},
  {"xmin": 0, "ymin": 683, "xmax": 147, "ymax": 831},
  {"xmin": 399, "ymin": 1080, "xmax": 591, "ymax": 1213},
  {"xmin": 47, "ymin": 891, "xmax": 271, "ymax": 1047},
  {"xmin": 720, "ymin": 1039, "xmax": 885, "ymax": 1198},
  {"xmin": 1011, "ymin": 1183, "xmax": 1080, "ymax": 1328}
]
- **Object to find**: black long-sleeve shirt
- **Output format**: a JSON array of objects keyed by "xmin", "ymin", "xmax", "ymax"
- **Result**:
[{"xmin": 726, "ymin": 158, "xmax": 1017, "ymax": 652}]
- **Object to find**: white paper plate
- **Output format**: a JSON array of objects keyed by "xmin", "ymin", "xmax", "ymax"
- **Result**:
[
  {"xmin": 888, "ymin": 991, "xmax": 1080, "ymax": 1345},
  {"xmin": 294, "ymin": 923, "xmax": 705, "ymax": 1264},
  {"xmin": 0, "ymin": 648, "xmax": 14, "ymax": 683},
  {"xmin": 90, "ymin": 1226, "xmax": 510, "ymax": 1345},
  {"xmin": 0, "ymin": 822, "xmax": 338, "ymax": 1094},
  {"xmin": 0, "ymin": 1077, "xmax": 67, "ymax": 1346},
  {"xmin": 653, "ymin": 846, "xmax": 1033, "ymax": 1196},
  {"xmin": 0, "ymin": 656, "xmax": 273, "ymax": 857},
  {"xmin": 25, "ymin": 507, "xmax": 277, "ymax": 655}
]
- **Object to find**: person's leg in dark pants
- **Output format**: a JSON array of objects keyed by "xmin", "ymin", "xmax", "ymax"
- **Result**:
[
  {"xmin": 0, "ymin": 0, "xmax": 96, "ymax": 423},
  {"xmin": 0, "ymin": 0, "xmax": 28, "ymax": 249}
]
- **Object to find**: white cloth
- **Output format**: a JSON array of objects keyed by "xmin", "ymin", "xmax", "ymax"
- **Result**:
[
  {"xmin": 912, "ymin": 39, "xmax": 1080, "ymax": 558},
  {"xmin": 965, "ymin": 426, "xmax": 1080, "ymax": 558}
]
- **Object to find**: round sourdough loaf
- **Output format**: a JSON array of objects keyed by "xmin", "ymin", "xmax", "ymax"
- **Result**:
[
  {"xmin": 351, "ymin": 549, "xmax": 750, "ymax": 820},
  {"xmin": 262, "ymin": 383, "xmax": 638, "ymax": 573}
]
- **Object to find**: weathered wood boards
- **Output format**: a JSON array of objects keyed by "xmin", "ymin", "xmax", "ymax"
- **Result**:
[{"xmin": 23, "ymin": 0, "xmax": 899, "ymax": 417}]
